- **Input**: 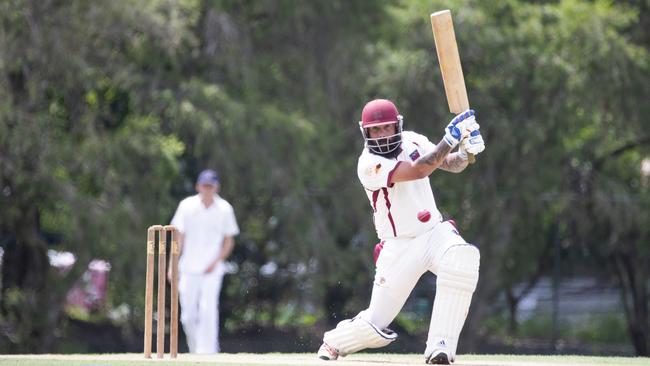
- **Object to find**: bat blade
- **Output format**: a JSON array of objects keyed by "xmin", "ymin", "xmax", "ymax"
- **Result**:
[
  {"xmin": 431, "ymin": 9, "xmax": 475, "ymax": 163},
  {"xmin": 430, "ymin": 10, "xmax": 469, "ymax": 114}
]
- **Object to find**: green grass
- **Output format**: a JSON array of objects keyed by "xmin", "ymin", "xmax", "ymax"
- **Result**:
[{"xmin": 0, "ymin": 353, "xmax": 648, "ymax": 366}]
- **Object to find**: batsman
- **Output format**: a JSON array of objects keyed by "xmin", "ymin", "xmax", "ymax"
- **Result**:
[
  {"xmin": 317, "ymin": 10, "xmax": 484, "ymax": 365},
  {"xmin": 316, "ymin": 99, "xmax": 485, "ymax": 364}
]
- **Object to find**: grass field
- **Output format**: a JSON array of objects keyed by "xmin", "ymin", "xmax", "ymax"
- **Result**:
[{"xmin": 0, "ymin": 353, "xmax": 648, "ymax": 366}]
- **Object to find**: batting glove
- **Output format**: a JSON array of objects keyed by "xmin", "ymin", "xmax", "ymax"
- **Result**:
[
  {"xmin": 443, "ymin": 109, "xmax": 475, "ymax": 148},
  {"xmin": 460, "ymin": 130, "xmax": 485, "ymax": 158}
]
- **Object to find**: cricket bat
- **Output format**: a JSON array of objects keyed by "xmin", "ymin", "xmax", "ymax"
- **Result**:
[{"xmin": 430, "ymin": 9, "xmax": 475, "ymax": 163}]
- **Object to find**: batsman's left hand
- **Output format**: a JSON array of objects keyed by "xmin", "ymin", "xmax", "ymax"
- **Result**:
[{"xmin": 443, "ymin": 109, "xmax": 476, "ymax": 147}]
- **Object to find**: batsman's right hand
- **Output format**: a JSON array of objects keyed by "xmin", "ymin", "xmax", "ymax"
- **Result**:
[
  {"xmin": 443, "ymin": 109, "xmax": 476, "ymax": 148},
  {"xmin": 461, "ymin": 130, "xmax": 485, "ymax": 156}
]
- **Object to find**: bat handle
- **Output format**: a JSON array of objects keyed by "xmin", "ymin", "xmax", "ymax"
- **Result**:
[{"xmin": 468, "ymin": 153, "xmax": 476, "ymax": 164}]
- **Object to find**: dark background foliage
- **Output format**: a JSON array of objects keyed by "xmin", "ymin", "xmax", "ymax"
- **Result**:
[{"xmin": 1, "ymin": 0, "xmax": 648, "ymax": 356}]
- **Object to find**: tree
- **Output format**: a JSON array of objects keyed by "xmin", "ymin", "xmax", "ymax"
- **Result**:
[{"xmin": 0, "ymin": 0, "xmax": 183, "ymax": 351}]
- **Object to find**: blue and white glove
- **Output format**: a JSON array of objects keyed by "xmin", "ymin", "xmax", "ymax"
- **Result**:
[
  {"xmin": 460, "ymin": 129, "xmax": 485, "ymax": 159},
  {"xmin": 443, "ymin": 109, "xmax": 475, "ymax": 148}
]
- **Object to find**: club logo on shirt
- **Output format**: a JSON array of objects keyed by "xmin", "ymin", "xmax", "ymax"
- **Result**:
[
  {"xmin": 364, "ymin": 163, "xmax": 382, "ymax": 176},
  {"xmin": 409, "ymin": 149, "xmax": 420, "ymax": 161}
]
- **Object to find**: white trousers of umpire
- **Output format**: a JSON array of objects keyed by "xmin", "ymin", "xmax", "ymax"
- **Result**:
[
  {"xmin": 357, "ymin": 221, "xmax": 477, "ymax": 356},
  {"xmin": 179, "ymin": 265, "xmax": 225, "ymax": 353}
]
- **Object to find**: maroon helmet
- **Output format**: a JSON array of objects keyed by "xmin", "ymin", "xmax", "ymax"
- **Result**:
[{"xmin": 359, "ymin": 99, "xmax": 403, "ymax": 155}]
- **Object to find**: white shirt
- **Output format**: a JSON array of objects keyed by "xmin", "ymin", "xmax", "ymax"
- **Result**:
[
  {"xmin": 171, "ymin": 194, "xmax": 240, "ymax": 274},
  {"xmin": 357, "ymin": 131, "xmax": 443, "ymax": 240}
]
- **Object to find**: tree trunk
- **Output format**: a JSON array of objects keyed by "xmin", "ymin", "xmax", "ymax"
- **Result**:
[
  {"xmin": 506, "ymin": 288, "xmax": 519, "ymax": 333},
  {"xmin": 614, "ymin": 253, "xmax": 649, "ymax": 356},
  {"xmin": 0, "ymin": 205, "xmax": 52, "ymax": 352}
]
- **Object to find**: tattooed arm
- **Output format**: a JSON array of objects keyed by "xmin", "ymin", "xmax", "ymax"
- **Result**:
[
  {"xmin": 389, "ymin": 139, "xmax": 454, "ymax": 183},
  {"xmin": 439, "ymin": 152, "xmax": 469, "ymax": 173}
]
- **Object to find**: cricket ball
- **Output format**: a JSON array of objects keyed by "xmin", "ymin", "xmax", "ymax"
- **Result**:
[{"xmin": 417, "ymin": 210, "xmax": 431, "ymax": 223}]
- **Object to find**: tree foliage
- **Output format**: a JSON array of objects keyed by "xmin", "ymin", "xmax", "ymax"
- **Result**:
[{"xmin": 0, "ymin": 0, "xmax": 648, "ymax": 355}]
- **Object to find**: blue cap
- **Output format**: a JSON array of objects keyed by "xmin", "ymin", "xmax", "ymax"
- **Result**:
[{"xmin": 197, "ymin": 169, "xmax": 219, "ymax": 185}]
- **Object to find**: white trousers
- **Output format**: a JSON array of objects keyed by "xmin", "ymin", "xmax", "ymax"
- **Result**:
[
  {"xmin": 179, "ymin": 266, "xmax": 225, "ymax": 353},
  {"xmin": 358, "ymin": 221, "xmax": 477, "ymax": 355}
]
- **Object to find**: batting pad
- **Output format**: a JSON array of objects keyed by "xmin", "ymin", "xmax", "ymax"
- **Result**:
[
  {"xmin": 426, "ymin": 244, "xmax": 480, "ymax": 358},
  {"xmin": 323, "ymin": 317, "xmax": 398, "ymax": 356}
]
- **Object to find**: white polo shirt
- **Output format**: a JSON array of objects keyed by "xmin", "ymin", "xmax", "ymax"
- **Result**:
[
  {"xmin": 171, "ymin": 194, "xmax": 240, "ymax": 274},
  {"xmin": 357, "ymin": 131, "xmax": 443, "ymax": 240}
]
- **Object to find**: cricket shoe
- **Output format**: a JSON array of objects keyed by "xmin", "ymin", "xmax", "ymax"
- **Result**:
[
  {"xmin": 425, "ymin": 338, "xmax": 452, "ymax": 364},
  {"xmin": 317, "ymin": 342, "xmax": 339, "ymax": 361},
  {"xmin": 425, "ymin": 349, "xmax": 450, "ymax": 364}
]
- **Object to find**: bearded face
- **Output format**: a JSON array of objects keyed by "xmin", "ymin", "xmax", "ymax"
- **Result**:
[{"xmin": 364, "ymin": 122, "xmax": 402, "ymax": 157}]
